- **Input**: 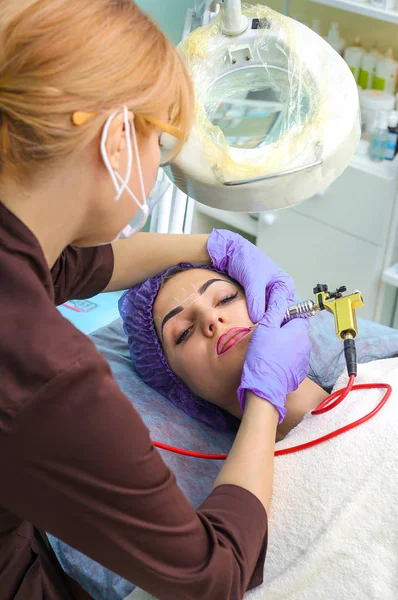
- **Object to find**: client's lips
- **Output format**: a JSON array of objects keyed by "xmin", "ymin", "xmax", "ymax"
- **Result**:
[{"xmin": 217, "ymin": 327, "xmax": 251, "ymax": 356}]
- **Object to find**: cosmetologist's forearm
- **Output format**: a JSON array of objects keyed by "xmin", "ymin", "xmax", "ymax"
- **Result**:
[
  {"xmin": 105, "ymin": 232, "xmax": 210, "ymax": 291},
  {"xmin": 214, "ymin": 393, "xmax": 279, "ymax": 514}
]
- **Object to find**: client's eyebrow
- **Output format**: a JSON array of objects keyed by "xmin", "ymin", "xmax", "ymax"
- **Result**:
[{"xmin": 161, "ymin": 278, "xmax": 230, "ymax": 339}]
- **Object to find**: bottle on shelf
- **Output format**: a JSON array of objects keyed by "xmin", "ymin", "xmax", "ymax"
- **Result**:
[
  {"xmin": 345, "ymin": 38, "xmax": 365, "ymax": 82},
  {"xmin": 359, "ymin": 43, "xmax": 382, "ymax": 90},
  {"xmin": 385, "ymin": 111, "xmax": 398, "ymax": 160},
  {"xmin": 359, "ymin": 89, "xmax": 395, "ymax": 140},
  {"xmin": 325, "ymin": 22, "xmax": 346, "ymax": 57},
  {"xmin": 311, "ymin": 19, "xmax": 321, "ymax": 35},
  {"xmin": 374, "ymin": 49, "xmax": 398, "ymax": 95},
  {"xmin": 369, "ymin": 112, "xmax": 389, "ymax": 162}
]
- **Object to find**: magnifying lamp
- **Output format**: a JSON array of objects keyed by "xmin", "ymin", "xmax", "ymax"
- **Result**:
[{"xmin": 166, "ymin": 1, "xmax": 360, "ymax": 212}]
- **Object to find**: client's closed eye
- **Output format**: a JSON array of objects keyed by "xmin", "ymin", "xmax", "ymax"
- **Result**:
[
  {"xmin": 217, "ymin": 292, "xmax": 238, "ymax": 306},
  {"xmin": 174, "ymin": 292, "xmax": 239, "ymax": 346},
  {"xmin": 175, "ymin": 326, "xmax": 193, "ymax": 345}
]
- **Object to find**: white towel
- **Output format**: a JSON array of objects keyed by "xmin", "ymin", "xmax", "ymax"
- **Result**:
[
  {"xmin": 126, "ymin": 358, "xmax": 398, "ymax": 600},
  {"xmin": 247, "ymin": 357, "xmax": 398, "ymax": 600}
]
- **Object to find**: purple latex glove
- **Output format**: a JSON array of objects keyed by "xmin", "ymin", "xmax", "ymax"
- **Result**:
[
  {"xmin": 237, "ymin": 317, "xmax": 312, "ymax": 422},
  {"xmin": 208, "ymin": 229, "xmax": 294, "ymax": 325}
]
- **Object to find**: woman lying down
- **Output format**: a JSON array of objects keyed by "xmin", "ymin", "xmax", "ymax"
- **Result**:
[{"xmin": 119, "ymin": 263, "xmax": 398, "ymax": 600}]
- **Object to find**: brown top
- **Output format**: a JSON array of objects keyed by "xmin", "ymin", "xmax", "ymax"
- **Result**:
[{"xmin": 0, "ymin": 201, "xmax": 268, "ymax": 600}]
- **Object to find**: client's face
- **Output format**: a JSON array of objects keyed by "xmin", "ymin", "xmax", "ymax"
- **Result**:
[{"xmin": 153, "ymin": 269, "xmax": 254, "ymax": 417}]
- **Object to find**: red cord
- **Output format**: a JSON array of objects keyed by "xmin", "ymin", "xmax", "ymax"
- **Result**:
[{"xmin": 153, "ymin": 375, "xmax": 392, "ymax": 460}]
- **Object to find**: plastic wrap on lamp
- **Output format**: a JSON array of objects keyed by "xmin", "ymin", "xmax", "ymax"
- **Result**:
[{"xmin": 168, "ymin": 4, "xmax": 360, "ymax": 212}]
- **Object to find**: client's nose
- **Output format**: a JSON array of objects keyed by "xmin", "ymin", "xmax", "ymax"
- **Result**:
[{"xmin": 201, "ymin": 308, "xmax": 225, "ymax": 338}]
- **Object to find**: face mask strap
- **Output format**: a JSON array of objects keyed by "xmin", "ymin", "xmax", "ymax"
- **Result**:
[
  {"xmin": 114, "ymin": 170, "xmax": 146, "ymax": 212},
  {"xmin": 100, "ymin": 107, "xmax": 145, "ymax": 208},
  {"xmin": 130, "ymin": 114, "xmax": 147, "ymax": 208},
  {"xmin": 100, "ymin": 112, "xmax": 121, "ymax": 198},
  {"xmin": 100, "ymin": 106, "xmax": 150, "ymax": 238},
  {"xmin": 115, "ymin": 106, "xmax": 133, "ymax": 200}
]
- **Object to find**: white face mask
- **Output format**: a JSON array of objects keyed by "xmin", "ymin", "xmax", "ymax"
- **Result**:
[{"xmin": 100, "ymin": 106, "xmax": 148, "ymax": 239}]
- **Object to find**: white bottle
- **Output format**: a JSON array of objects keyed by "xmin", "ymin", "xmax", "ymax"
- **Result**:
[
  {"xmin": 359, "ymin": 53, "xmax": 377, "ymax": 89},
  {"xmin": 359, "ymin": 89, "xmax": 395, "ymax": 140},
  {"xmin": 374, "ymin": 49, "xmax": 398, "ymax": 94},
  {"xmin": 359, "ymin": 43, "xmax": 381, "ymax": 89},
  {"xmin": 312, "ymin": 19, "xmax": 321, "ymax": 35},
  {"xmin": 326, "ymin": 22, "xmax": 346, "ymax": 57},
  {"xmin": 370, "ymin": 43, "xmax": 383, "ymax": 59},
  {"xmin": 345, "ymin": 38, "xmax": 365, "ymax": 82}
]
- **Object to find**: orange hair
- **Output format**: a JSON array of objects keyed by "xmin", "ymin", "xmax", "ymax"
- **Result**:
[{"xmin": 0, "ymin": 0, "xmax": 194, "ymax": 182}]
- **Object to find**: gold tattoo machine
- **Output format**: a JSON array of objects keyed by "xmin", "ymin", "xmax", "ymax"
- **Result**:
[{"xmin": 285, "ymin": 284, "xmax": 364, "ymax": 376}]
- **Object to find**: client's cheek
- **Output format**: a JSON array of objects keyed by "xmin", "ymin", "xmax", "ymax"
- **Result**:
[{"xmin": 169, "ymin": 356, "xmax": 202, "ymax": 391}]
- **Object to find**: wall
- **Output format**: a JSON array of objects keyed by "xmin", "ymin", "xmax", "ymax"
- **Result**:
[
  {"xmin": 257, "ymin": 0, "xmax": 398, "ymax": 56},
  {"xmin": 135, "ymin": 0, "xmax": 194, "ymax": 45},
  {"xmin": 137, "ymin": 0, "xmax": 398, "ymax": 61}
]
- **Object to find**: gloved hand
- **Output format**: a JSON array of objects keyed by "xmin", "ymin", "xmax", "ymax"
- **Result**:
[
  {"xmin": 237, "ymin": 316, "xmax": 312, "ymax": 423},
  {"xmin": 208, "ymin": 229, "xmax": 294, "ymax": 325}
]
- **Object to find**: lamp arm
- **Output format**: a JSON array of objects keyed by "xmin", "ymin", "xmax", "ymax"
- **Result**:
[
  {"xmin": 222, "ymin": 0, "xmax": 248, "ymax": 36},
  {"xmin": 193, "ymin": 0, "xmax": 208, "ymax": 21}
]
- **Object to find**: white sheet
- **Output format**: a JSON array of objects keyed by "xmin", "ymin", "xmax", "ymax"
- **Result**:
[{"xmin": 127, "ymin": 358, "xmax": 398, "ymax": 600}]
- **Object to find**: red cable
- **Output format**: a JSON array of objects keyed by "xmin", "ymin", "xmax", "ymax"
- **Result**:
[{"xmin": 153, "ymin": 375, "xmax": 392, "ymax": 460}]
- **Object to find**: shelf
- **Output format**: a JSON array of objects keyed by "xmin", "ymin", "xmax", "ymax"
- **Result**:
[
  {"xmin": 350, "ymin": 153, "xmax": 398, "ymax": 180},
  {"xmin": 308, "ymin": 0, "xmax": 398, "ymax": 23},
  {"xmin": 194, "ymin": 202, "xmax": 258, "ymax": 236}
]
